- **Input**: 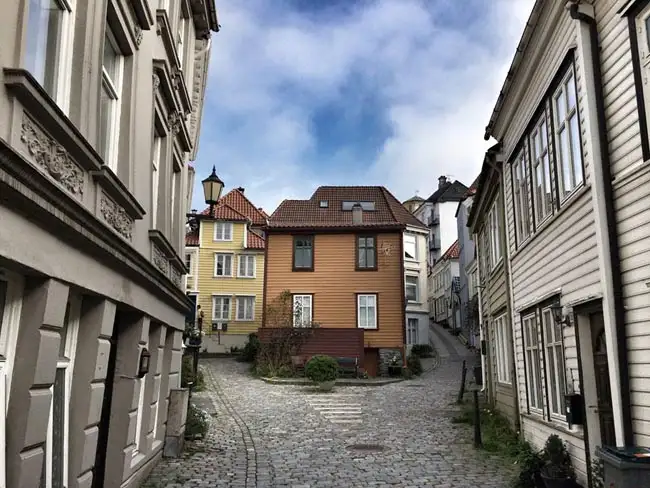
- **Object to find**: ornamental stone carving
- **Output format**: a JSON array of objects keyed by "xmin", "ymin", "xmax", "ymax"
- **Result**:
[
  {"xmin": 20, "ymin": 115, "xmax": 85, "ymax": 198},
  {"xmin": 167, "ymin": 110, "xmax": 181, "ymax": 135},
  {"xmin": 153, "ymin": 73, "xmax": 160, "ymax": 91},
  {"xmin": 99, "ymin": 192, "xmax": 134, "ymax": 240},
  {"xmin": 170, "ymin": 266, "xmax": 182, "ymax": 288},
  {"xmin": 134, "ymin": 24, "xmax": 143, "ymax": 47},
  {"xmin": 152, "ymin": 246, "xmax": 168, "ymax": 275}
]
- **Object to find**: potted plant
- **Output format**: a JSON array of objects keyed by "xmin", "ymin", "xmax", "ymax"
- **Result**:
[
  {"xmin": 186, "ymin": 326, "xmax": 204, "ymax": 346},
  {"xmin": 305, "ymin": 355, "xmax": 339, "ymax": 391},
  {"xmin": 540, "ymin": 435, "xmax": 577, "ymax": 488},
  {"xmin": 387, "ymin": 353, "xmax": 402, "ymax": 377}
]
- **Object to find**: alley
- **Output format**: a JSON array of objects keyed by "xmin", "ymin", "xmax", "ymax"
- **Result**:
[{"xmin": 144, "ymin": 345, "xmax": 514, "ymax": 487}]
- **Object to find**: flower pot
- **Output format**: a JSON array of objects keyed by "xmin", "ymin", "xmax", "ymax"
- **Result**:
[
  {"xmin": 318, "ymin": 380, "xmax": 335, "ymax": 392},
  {"xmin": 540, "ymin": 473, "xmax": 577, "ymax": 488}
]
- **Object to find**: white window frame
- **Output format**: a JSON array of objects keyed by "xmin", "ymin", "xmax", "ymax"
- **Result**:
[
  {"xmin": 235, "ymin": 296, "xmax": 255, "ymax": 321},
  {"xmin": 238, "ymin": 255, "xmax": 256, "ymax": 278},
  {"xmin": 213, "ymin": 253, "xmax": 233, "ymax": 277},
  {"xmin": 170, "ymin": 164, "xmax": 179, "ymax": 236},
  {"xmin": 214, "ymin": 222, "xmax": 233, "ymax": 241},
  {"xmin": 292, "ymin": 295, "xmax": 312, "ymax": 328},
  {"xmin": 100, "ymin": 25, "xmax": 124, "ymax": 172},
  {"xmin": 513, "ymin": 148, "xmax": 532, "ymax": 244},
  {"xmin": 185, "ymin": 251, "xmax": 195, "ymax": 278},
  {"xmin": 151, "ymin": 134, "xmax": 162, "ymax": 228},
  {"xmin": 43, "ymin": 293, "xmax": 81, "ymax": 488},
  {"xmin": 212, "ymin": 295, "xmax": 231, "ymax": 321},
  {"xmin": 530, "ymin": 114, "xmax": 553, "ymax": 224},
  {"xmin": 523, "ymin": 314, "xmax": 544, "ymax": 413},
  {"xmin": 405, "ymin": 275, "xmax": 419, "ymax": 302},
  {"xmin": 132, "ymin": 364, "xmax": 146, "ymax": 459},
  {"xmin": 407, "ymin": 318, "xmax": 418, "ymax": 345},
  {"xmin": 493, "ymin": 314, "xmax": 511, "ymax": 385},
  {"xmin": 542, "ymin": 307, "xmax": 567, "ymax": 418},
  {"xmin": 487, "ymin": 198, "xmax": 502, "ymax": 270},
  {"xmin": 357, "ymin": 294, "xmax": 378, "ymax": 330},
  {"xmin": 177, "ymin": 16, "xmax": 187, "ymax": 68},
  {"xmin": 404, "ymin": 234, "xmax": 417, "ymax": 261},
  {"xmin": 636, "ymin": 5, "xmax": 650, "ymax": 155},
  {"xmin": 553, "ymin": 67, "xmax": 583, "ymax": 200}
]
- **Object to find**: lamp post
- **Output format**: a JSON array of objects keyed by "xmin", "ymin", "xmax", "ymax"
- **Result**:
[{"xmin": 201, "ymin": 165, "xmax": 224, "ymax": 216}]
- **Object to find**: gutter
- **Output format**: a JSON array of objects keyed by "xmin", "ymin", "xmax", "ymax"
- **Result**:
[{"xmin": 569, "ymin": 3, "xmax": 633, "ymax": 445}]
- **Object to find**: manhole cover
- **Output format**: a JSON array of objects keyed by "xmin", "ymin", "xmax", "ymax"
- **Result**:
[{"xmin": 346, "ymin": 444, "xmax": 386, "ymax": 452}]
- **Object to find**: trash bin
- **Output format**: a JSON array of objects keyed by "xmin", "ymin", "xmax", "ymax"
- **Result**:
[{"xmin": 596, "ymin": 446, "xmax": 650, "ymax": 487}]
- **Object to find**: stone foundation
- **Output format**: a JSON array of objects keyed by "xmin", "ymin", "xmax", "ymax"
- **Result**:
[{"xmin": 378, "ymin": 348, "xmax": 403, "ymax": 377}]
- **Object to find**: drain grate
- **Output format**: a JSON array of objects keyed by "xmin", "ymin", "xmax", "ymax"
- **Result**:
[{"xmin": 346, "ymin": 443, "xmax": 386, "ymax": 452}]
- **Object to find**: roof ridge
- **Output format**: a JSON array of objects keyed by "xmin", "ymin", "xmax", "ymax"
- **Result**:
[
  {"xmin": 379, "ymin": 187, "xmax": 399, "ymax": 223},
  {"xmin": 229, "ymin": 188, "xmax": 267, "ymax": 222}
]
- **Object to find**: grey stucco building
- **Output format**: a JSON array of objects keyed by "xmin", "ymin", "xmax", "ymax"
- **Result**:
[
  {"xmin": 455, "ymin": 180, "xmax": 478, "ymax": 347},
  {"xmin": 0, "ymin": 1, "xmax": 218, "ymax": 487}
]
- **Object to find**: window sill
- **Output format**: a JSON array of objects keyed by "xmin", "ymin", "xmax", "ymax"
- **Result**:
[
  {"xmin": 356, "ymin": 267, "xmax": 378, "ymax": 272},
  {"xmin": 212, "ymin": 275, "xmax": 234, "ymax": 279},
  {"xmin": 236, "ymin": 276, "xmax": 256, "ymax": 279},
  {"xmin": 521, "ymin": 412, "xmax": 584, "ymax": 440},
  {"xmin": 235, "ymin": 319, "xmax": 255, "ymax": 322},
  {"xmin": 510, "ymin": 184, "xmax": 591, "ymax": 261},
  {"xmin": 93, "ymin": 166, "xmax": 146, "ymax": 219}
]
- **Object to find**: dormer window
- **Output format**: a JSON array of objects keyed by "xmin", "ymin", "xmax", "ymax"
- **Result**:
[
  {"xmin": 319, "ymin": 200, "xmax": 328, "ymax": 208},
  {"xmin": 342, "ymin": 201, "xmax": 375, "ymax": 211}
]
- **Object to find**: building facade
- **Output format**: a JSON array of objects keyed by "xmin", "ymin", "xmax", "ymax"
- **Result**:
[
  {"xmin": 404, "ymin": 224, "xmax": 430, "ymax": 350},
  {"xmin": 0, "ymin": 0, "xmax": 218, "ymax": 487},
  {"xmin": 455, "ymin": 180, "xmax": 478, "ymax": 347},
  {"xmin": 429, "ymin": 241, "xmax": 460, "ymax": 329},
  {"xmin": 185, "ymin": 188, "xmax": 267, "ymax": 353}
]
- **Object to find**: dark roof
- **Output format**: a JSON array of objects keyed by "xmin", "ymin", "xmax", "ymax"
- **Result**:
[
  {"xmin": 403, "ymin": 195, "xmax": 425, "ymax": 204},
  {"xmin": 467, "ymin": 143, "xmax": 502, "ymax": 230},
  {"xmin": 442, "ymin": 240, "xmax": 460, "ymax": 260},
  {"xmin": 268, "ymin": 186, "xmax": 427, "ymax": 230},
  {"xmin": 426, "ymin": 180, "xmax": 469, "ymax": 203}
]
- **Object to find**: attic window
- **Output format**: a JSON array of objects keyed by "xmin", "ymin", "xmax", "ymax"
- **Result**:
[
  {"xmin": 320, "ymin": 200, "xmax": 328, "ymax": 208},
  {"xmin": 342, "ymin": 201, "xmax": 375, "ymax": 211}
]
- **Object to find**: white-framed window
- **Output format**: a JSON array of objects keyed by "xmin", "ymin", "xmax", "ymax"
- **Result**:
[
  {"xmin": 404, "ymin": 234, "xmax": 417, "ymax": 260},
  {"xmin": 42, "ymin": 294, "xmax": 81, "ymax": 487},
  {"xmin": 407, "ymin": 318, "xmax": 418, "ymax": 345},
  {"xmin": 530, "ymin": 113, "xmax": 554, "ymax": 223},
  {"xmin": 553, "ymin": 68, "xmax": 583, "ymax": 199},
  {"xmin": 513, "ymin": 148, "xmax": 532, "ymax": 244},
  {"xmin": 357, "ymin": 294, "xmax": 377, "ymax": 330},
  {"xmin": 405, "ymin": 276, "xmax": 419, "ymax": 302},
  {"xmin": 214, "ymin": 222, "xmax": 233, "ymax": 241},
  {"xmin": 151, "ymin": 134, "xmax": 162, "ymax": 228},
  {"xmin": 170, "ymin": 164, "xmax": 180, "ymax": 236},
  {"xmin": 151, "ymin": 328, "xmax": 167, "ymax": 442},
  {"xmin": 238, "ymin": 255, "xmax": 256, "ymax": 278},
  {"xmin": 214, "ymin": 253, "xmax": 233, "ymax": 277},
  {"xmin": 493, "ymin": 314, "xmax": 511, "ymax": 385},
  {"xmin": 99, "ymin": 24, "xmax": 124, "ymax": 171},
  {"xmin": 635, "ymin": 4, "xmax": 650, "ymax": 154},
  {"xmin": 132, "ymin": 360, "xmax": 146, "ymax": 458},
  {"xmin": 543, "ymin": 307, "xmax": 567, "ymax": 417},
  {"xmin": 523, "ymin": 314, "xmax": 544, "ymax": 412},
  {"xmin": 487, "ymin": 198, "xmax": 502, "ymax": 269},
  {"xmin": 212, "ymin": 295, "xmax": 231, "ymax": 321},
  {"xmin": 24, "ymin": 0, "xmax": 76, "ymax": 110},
  {"xmin": 292, "ymin": 295, "xmax": 312, "ymax": 327},
  {"xmin": 185, "ymin": 251, "xmax": 195, "ymax": 277},
  {"xmin": 236, "ymin": 296, "xmax": 255, "ymax": 321},
  {"xmin": 177, "ymin": 16, "xmax": 188, "ymax": 68}
]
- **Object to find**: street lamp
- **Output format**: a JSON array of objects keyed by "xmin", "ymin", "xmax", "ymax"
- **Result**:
[
  {"xmin": 550, "ymin": 303, "xmax": 571, "ymax": 327},
  {"xmin": 202, "ymin": 165, "xmax": 224, "ymax": 215}
]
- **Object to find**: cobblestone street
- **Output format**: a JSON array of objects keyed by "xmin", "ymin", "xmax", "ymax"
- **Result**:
[{"xmin": 145, "ymin": 331, "xmax": 515, "ymax": 487}]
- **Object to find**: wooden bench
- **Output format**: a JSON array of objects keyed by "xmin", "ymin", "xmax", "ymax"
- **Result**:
[{"xmin": 291, "ymin": 355, "xmax": 360, "ymax": 378}]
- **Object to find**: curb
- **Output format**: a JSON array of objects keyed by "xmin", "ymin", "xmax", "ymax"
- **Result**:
[{"xmin": 259, "ymin": 377, "xmax": 404, "ymax": 387}]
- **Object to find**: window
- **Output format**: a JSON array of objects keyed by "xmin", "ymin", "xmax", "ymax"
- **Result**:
[
  {"xmin": 185, "ymin": 252, "xmax": 195, "ymax": 276},
  {"xmin": 293, "ymin": 236, "xmax": 313, "ymax": 270},
  {"xmin": 487, "ymin": 198, "xmax": 502, "ymax": 269},
  {"xmin": 405, "ymin": 276, "xmax": 419, "ymax": 302},
  {"xmin": 357, "ymin": 294, "xmax": 377, "ymax": 330},
  {"xmin": 238, "ymin": 255, "xmax": 256, "ymax": 278},
  {"xmin": 493, "ymin": 314, "xmax": 511, "ymax": 385},
  {"xmin": 523, "ymin": 314, "xmax": 544, "ymax": 412},
  {"xmin": 170, "ymin": 165, "xmax": 180, "ymax": 236},
  {"xmin": 543, "ymin": 308, "xmax": 567, "ymax": 417},
  {"xmin": 212, "ymin": 296, "xmax": 231, "ymax": 320},
  {"xmin": 530, "ymin": 114, "xmax": 554, "ymax": 223},
  {"xmin": 407, "ymin": 318, "xmax": 418, "ymax": 345},
  {"xmin": 633, "ymin": 6, "xmax": 650, "ymax": 158},
  {"xmin": 236, "ymin": 296, "xmax": 255, "ymax": 321},
  {"xmin": 132, "ymin": 357, "xmax": 146, "ymax": 457},
  {"xmin": 319, "ymin": 200, "xmax": 328, "ymax": 208},
  {"xmin": 404, "ymin": 234, "xmax": 417, "ymax": 260},
  {"xmin": 554, "ymin": 69, "xmax": 583, "ymax": 199},
  {"xmin": 512, "ymin": 149, "xmax": 532, "ymax": 243},
  {"xmin": 293, "ymin": 295, "xmax": 312, "ymax": 327},
  {"xmin": 356, "ymin": 236, "xmax": 376, "ymax": 270},
  {"xmin": 177, "ymin": 17, "xmax": 187, "ymax": 67},
  {"xmin": 99, "ymin": 25, "xmax": 124, "ymax": 171},
  {"xmin": 151, "ymin": 134, "xmax": 162, "ymax": 227},
  {"xmin": 214, "ymin": 222, "xmax": 233, "ymax": 241},
  {"xmin": 214, "ymin": 253, "xmax": 233, "ymax": 277}
]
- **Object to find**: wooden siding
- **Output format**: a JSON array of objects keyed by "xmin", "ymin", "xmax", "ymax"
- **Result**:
[
  {"xmin": 257, "ymin": 328, "xmax": 365, "ymax": 362},
  {"xmin": 196, "ymin": 220, "xmax": 265, "ymax": 337},
  {"xmin": 596, "ymin": 0, "xmax": 650, "ymax": 447},
  {"xmin": 264, "ymin": 232, "xmax": 404, "ymax": 349}
]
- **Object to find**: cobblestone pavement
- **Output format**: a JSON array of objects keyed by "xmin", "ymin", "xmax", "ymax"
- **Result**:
[{"xmin": 145, "ymin": 352, "xmax": 515, "ymax": 488}]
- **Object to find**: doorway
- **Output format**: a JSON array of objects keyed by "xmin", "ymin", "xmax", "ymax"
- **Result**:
[{"xmin": 591, "ymin": 313, "xmax": 616, "ymax": 447}]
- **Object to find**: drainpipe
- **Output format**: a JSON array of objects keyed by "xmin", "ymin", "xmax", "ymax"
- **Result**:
[
  {"xmin": 474, "ymin": 232, "xmax": 486, "ymax": 392},
  {"xmin": 569, "ymin": 2, "xmax": 632, "ymax": 446}
]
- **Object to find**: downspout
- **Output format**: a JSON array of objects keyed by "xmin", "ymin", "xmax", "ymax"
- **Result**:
[
  {"xmin": 569, "ymin": 2, "xmax": 633, "ymax": 445},
  {"xmin": 475, "ymin": 232, "xmax": 487, "ymax": 392}
]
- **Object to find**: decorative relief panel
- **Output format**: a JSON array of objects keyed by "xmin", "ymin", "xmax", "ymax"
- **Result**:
[
  {"xmin": 134, "ymin": 24, "xmax": 143, "ymax": 46},
  {"xmin": 153, "ymin": 73, "xmax": 160, "ymax": 91},
  {"xmin": 152, "ymin": 245, "xmax": 169, "ymax": 276},
  {"xmin": 100, "ymin": 192, "xmax": 134, "ymax": 240},
  {"xmin": 167, "ymin": 111, "xmax": 181, "ymax": 135},
  {"xmin": 170, "ymin": 266, "xmax": 182, "ymax": 288},
  {"xmin": 20, "ymin": 115, "xmax": 85, "ymax": 198}
]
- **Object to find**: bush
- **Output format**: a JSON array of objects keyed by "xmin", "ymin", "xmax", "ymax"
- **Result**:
[
  {"xmin": 410, "ymin": 344, "xmax": 434, "ymax": 358},
  {"xmin": 401, "ymin": 367, "xmax": 414, "ymax": 380},
  {"xmin": 185, "ymin": 403, "xmax": 210, "ymax": 438},
  {"xmin": 541, "ymin": 434, "xmax": 576, "ymax": 481},
  {"xmin": 406, "ymin": 353, "xmax": 423, "ymax": 376},
  {"xmin": 305, "ymin": 355, "xmax": 339, "ymax": 383},
  {"xmin": 181, "ymin": 355, "xmax": 205, "ymax": 391},
  {"xmin": 512, "ymin": 442, "xmax": 545, "ymax": 488},
  {"xmin": 237, "ymin": 333, "xmax": 260, "ymax": 363}
]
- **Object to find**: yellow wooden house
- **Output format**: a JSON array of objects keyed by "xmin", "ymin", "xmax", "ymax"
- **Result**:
[{"xmin": 185, "ymin": 187, "xmax": 267, "ymax": 353}]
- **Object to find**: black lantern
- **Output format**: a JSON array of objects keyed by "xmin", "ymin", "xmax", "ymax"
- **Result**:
[
  {"xmin": 550, "ymin": 303, "xmax": 571, "ymax": 327},
  {"xmin": 202, "ymin": 165, "xmax": 224, "ymax": 215},
  {"xmin": 138, "ymin": 347, "xmax": 151, "ymax": 378}
]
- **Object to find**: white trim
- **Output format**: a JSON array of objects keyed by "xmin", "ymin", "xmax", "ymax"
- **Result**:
[
  {"xmin": 213, "ymin": 222, "xmax": 233, "ymax": 241},
  {"xmin": 101, "ymin": 25, "xmax": 124, "ymax": 172},
  {"xmin": 542, "ymin": 307, "xmax": 567, "ymax": 419},
  {"xmin": 235, "ymin": 296, "xmax": 255, "ymax": 321},
  {"xmin": 132, "ymin": 367, "xmax": 146, "ymax": 457},
  {"xmin": 494, "ymin": 313, "xmax": 512, "ymax": 385},
  {"xmin": 292, "ymin": 295, "xmax": 312, "ymax": 327},
  {"xmin": 151, "ymin": 135, "xmax": 162, "ymax": 228},
  {"xmin": 212, "ymin": 295, "xmax": 231, "ymax": 321},
  {"xmin": 55, "ymin": 0, "xmax": 76, "ymax": 114},
  {"xmin": 0, "ymin": 268, "xmax": 24, "ymax": 407},
  {"xmin": 405, "ymin": 275, "xmax": 419, "ymax": 303},
  {"xmin": 213, "ymin": 252, "xmax": 234, "ymax": 277},
  {"xmin": 523, "ymin": 313, "xmax": 544, "ymax": 414},
  {"xmin": 357, "ymin": 294, "xmax": 378, "ymax": 330},
  {"xmin": 237, "ymin": 254, "xmax": 256, "ymax": 278}
]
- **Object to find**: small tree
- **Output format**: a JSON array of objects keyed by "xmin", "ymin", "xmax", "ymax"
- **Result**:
[{"xmin": 305, "ymin": 355, "xmax": 339, "ymax": 383}]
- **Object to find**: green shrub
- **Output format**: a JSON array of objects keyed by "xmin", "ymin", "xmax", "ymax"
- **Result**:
[
  {"xmin": 181, "ymin": 355, "xmax": 205, "ymax": 391},
  {"xmin": 305, "ymin": 355, "xmax": 339, "ymax": 383},
  {"xmin": 185, "ymin": 403, "xmax": 210, "ymax": 438},
  {"xmin": 512, "ymin": 441, "xmax": 545, "ymax": 488},
  {"xmin": 237, "ymin": 333, "xmax": 260, "ymax": 363},
  {"xmin": 541, "ymin": 434, "xmax": 576, "ymax": 481},
  {"xmin": 401, "ymin": 367, "xmax": 414, "ymax": 380},
  {"xmin": 406, "ymin": 353, "xmax": 423, "ymax": 376},
  {"xmin": 410, "ymin": 344, "xmax": 434, "ymax": 358}
]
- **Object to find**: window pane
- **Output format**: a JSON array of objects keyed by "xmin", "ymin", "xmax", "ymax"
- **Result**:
[
  {"xmin": 555, "ymin": 92, "xmax": 566, "ymax": 122},
  {"xmin": 25, "ymin": 0, "xmax": 64, "ymax": 95},
  {"xmin": 548, "ymin": 345, "xmax": 558, "ymax": 412},
  {"xmin": 570, "ymin": 114, "xmax": 583, "ymax": 186},
  {"xmin": 99, "ymin": 82, "xmax": 112, "ymax": 160},
  {"xmin": 52, "ymin": 367, "xmax": 65, "ymax": 487},
  {"xmin": 0, "ymin": 280, "xmax": 7, "ymax": 339},
  {"xmin": 559, "ymin": 127, "xmax": 571, "ymax": 194},
  {"xmin": 359, "ymin": 248, "xmax": 366, "ymax": 268},
  {"xmin": 367, "ymin": 249, "xmax": 375, "ymax": 268},
  {"xmin": 103, "ymin": 32, "xmax": 119, "ymax": 82},
  {"xmin": 566, "ymin": 75, "xmax": 576, "ymax": 110}
]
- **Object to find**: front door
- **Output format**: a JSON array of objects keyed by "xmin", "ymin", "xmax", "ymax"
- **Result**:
[{"xmin": 591, "ymin": 312, "xmax": 616, "ymax": 447}]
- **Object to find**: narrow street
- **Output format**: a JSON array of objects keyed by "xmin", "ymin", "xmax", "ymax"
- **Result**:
[{"xmin": 145, "ymin": 332, "xmax": 514, "ymax": 487}]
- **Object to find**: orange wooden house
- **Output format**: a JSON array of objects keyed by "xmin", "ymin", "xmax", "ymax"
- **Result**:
[{"xmin": 261, "ymin": 186, "xmax": 425, "ymax": 376}]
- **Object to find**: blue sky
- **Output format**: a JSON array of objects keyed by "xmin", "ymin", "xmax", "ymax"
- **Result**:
[{"xmin": 191, "ymin": 0, "xmax": 534, "ymax": 217}]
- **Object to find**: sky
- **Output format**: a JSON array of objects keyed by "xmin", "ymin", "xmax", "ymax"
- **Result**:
[{"xmin": 190, "ymin": 0, "xmax": 535, "ymax": 221}]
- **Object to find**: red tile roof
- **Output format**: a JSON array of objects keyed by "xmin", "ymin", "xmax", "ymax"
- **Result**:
[
  {"xmin": 246, "ymin": 229, "xmax": 265, "ymax": 250},
  {"xmin": 186, "ymin": 229, "xmax": 199, "ymax": 246},
  {"xmin": 442, "ymin": 240, "xmax": 460, "ymax": 260},
  {"xmin": 268, "ymin": 186, "xmax": 426, "ymax": 229},
  {"xmin": 200, "ymin": 188, "xmax": 267, "ymax": 225}
]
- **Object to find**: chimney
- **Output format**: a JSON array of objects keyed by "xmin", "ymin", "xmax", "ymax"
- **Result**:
[
  {"xmin": 237, "ymin": 186, "xmax": 245, "ymax": 193},
  {"xmin": 438, "ymin": 176, "xmax": 447, "ymax": 189},
  {"xmin": 352, "ymin": 202, "xmax": 363, "ymax": 224}
]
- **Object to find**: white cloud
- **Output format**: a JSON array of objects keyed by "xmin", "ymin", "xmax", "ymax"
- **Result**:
[{"xmin": 192, "ymin": 0, "xmax": 535, "ymax": 220}]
